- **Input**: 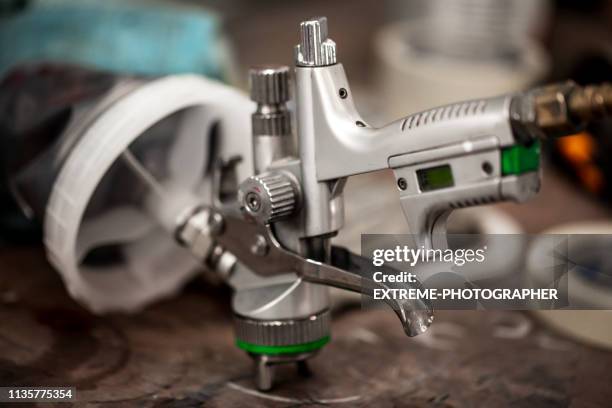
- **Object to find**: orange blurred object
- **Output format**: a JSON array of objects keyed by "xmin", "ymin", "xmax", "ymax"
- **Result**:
[{"xmin": 556, "ymin": 132, "xmax": 605, "ymax": 194}]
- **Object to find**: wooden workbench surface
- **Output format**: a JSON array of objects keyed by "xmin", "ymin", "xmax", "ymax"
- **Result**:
[{"xmin": 1, "ymin": 245, "xmax": 612, "ymax": 407}]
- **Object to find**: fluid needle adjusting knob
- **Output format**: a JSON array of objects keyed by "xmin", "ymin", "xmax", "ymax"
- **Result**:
[
  {"xmin": 238, "ymin": 172, "xmax": 300, "ymax": 224},
  {"xmin": 295, "ymin": 16, "xmax": 337, "ymax": 67}
]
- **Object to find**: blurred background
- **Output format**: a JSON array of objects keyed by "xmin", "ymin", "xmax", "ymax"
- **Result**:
[
  {"xmin": 1, "ymin": 0, "xmax": 611, "ymax": 243},
  {"xmin": 0, "ymin": 1, "xmax": 612, "ymax": 405}
]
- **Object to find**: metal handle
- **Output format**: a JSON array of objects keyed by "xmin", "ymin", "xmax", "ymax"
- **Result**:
[
  {"xmin": 329, "ymin": 246, "xmax": 434, "ymax": 336},
  {"xmin": 203, "ymin": 210, "xmax": 433, "ymax": 337}
]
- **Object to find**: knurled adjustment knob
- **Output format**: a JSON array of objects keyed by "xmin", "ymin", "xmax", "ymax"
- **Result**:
[
  {"xmin": 249, "ymin": 66, "xmax": 291, "ymax": 136},
  {"xmin": 238, "ymin": 172, "xmax": 299, "ymax": 224},
  {"xmin": 249, "ymin": 66, "xmax": 290, "ymax": 105},
  {"xmin": 295, "ymin": 16, "xmax": 337, "ymax": 67}
]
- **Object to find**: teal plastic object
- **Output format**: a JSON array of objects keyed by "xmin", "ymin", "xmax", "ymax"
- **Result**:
[{"xmin": 0, "ymin": 0, "xmax": 231, "ymax": 79}]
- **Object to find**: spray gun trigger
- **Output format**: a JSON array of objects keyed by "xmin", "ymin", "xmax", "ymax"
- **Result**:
[{"xmin": 329, "ymin": 246, "xmax": 434, "ymax": 336}]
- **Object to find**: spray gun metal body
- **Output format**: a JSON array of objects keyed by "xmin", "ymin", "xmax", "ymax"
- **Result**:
[
  {"xmin": 288, "ymin": 23, "xmax": 611, "ymax": 251},
  {"xmin": 176, "ymin": 16, "xmax": 611, "ymax": 390}
]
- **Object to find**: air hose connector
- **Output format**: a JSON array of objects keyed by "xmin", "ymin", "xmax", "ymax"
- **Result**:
[{"xmin": 511, "ymin": 81, "xmax": 612, "ymax": 142}]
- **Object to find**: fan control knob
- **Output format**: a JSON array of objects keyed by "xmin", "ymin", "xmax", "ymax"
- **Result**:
[{"xmin": 238, "ymin": 172, "xmax": 299, "ymax": 224}]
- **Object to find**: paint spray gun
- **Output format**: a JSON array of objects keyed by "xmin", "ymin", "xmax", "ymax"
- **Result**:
[
  {"xmin": 170, "ymin": 17, "xmax": 612, "ymax": 389},
  {"xmin": 8, "ymin": 17, "xmax": 610, "ymax": 391}
]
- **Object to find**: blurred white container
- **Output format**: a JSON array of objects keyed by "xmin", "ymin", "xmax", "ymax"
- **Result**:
[{"xmin": 375, "ymin": 0, "xmax": 550, "ymax": 119}]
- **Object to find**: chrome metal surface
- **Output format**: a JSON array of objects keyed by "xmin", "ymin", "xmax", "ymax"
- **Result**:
[
  {"xmin": 238, "ymin": 172, "xmax": 299, "ymax": 224},
  {"xmin": 175, "ymin": 206, "xmax": 214, "ymax": 260},
  {"xmin": 250, "ymin": 234, "xmax": 269, "ymax": 256},
  {"xmin": 207, "ymin": 245, "xmax": 237, "ymax": 280},
  {"xmin": 234, "ymin": 309, "xmax": 330, "ymax": 346},
  {"xmin": 249, "ymin": 65, "xmax": 294, "ymax": 175},
  {"xmin": 249, "ymin": 65, "xmax": 291, "ymax": 105},
  {"xmin": 294, "ymin": 66, "xmax": 347, "ymax": 238},
  {"xmin": 295, "ymin": 17, "xmax": 337, "ymax": 67},
  {"xmin": 298, "ymin": 63, "xmax": 516, "ymax": 181},
  {"xmin": 250, "ymin": 65, "xmax": 291, "ymax": 137},
  {"xmin": 252, "ymin": 352, "xmax": 316, "ymax": 391},
  {"xmin": 210, "ymin": 210, "xmax": 433, "ymax": 337}
]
